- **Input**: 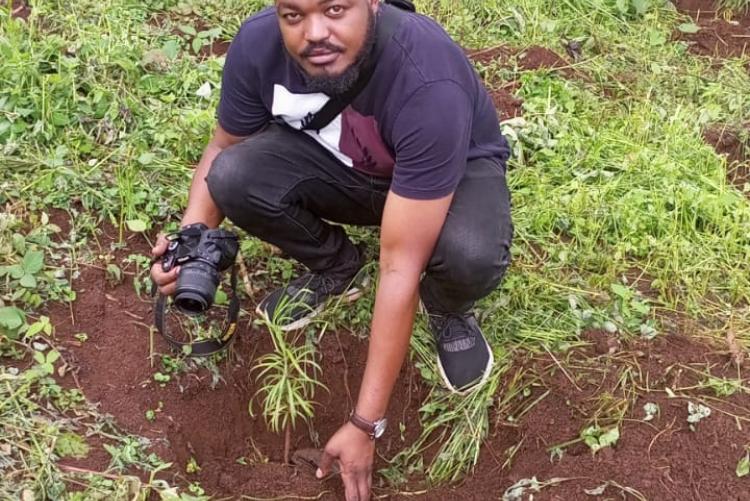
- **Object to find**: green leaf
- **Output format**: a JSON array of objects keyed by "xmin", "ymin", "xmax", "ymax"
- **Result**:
[
  {"xmin": 192, "ymin": 37, "xmax": 203, "ymax": 54},
  {"xmin": 46, "ymin": 350, "xmax": 60, "ymax": 364},
  {"xmin": 737, "ymin": 454, "xmax": 749, "ymax": 478},
  {"xmin": 598, "ymin": 427, "xmax": 620, "ymax": 448},
  {"xmin": 55, "ymin": 432, "xmax": 90, "ymax": 459},
  {"xmin": 20, "ymin": 273, "xmax": 37, "ymax": 288},
  {"xmin": 23, "ymin": 250, "xmax": 44, "ymax": 274},
  {"xmin": 610, "ymin": 283, "xmax": 631, "ymax": 298},
  {"xmin": 0, "ymin": 306, "xmax": 25, "ymax": 330},
  {"xmin": 632, "ymin": 0, "xmax": 649, "ymax": 15},
  {"xmin": 137, "ymin": 152, "xmax": 155, "ymax": 165},
  {"xmin": 8, "ymin": 264, "xmax": 24, "ymax": 279},
  {"xmin": 214, "ymin": 289, "xmax": 228, "ymax": 305},
  {"xmin": 33, "ymin": 351, "xmax": 46, "ymax": 365},
  {"xmin": 178, "ymin": 24, "xmax": 197, "ymax": 36},
  {"xmin": 26, "ymin": 321, "xmax": 45, "ymax": 337},
  {"xmin": 678, "ymin": 23, "xmax": 700, "ymax": 34},
  {"xmin": 126, "ymin": 219, "xmax": 148, "ymax": 232}
]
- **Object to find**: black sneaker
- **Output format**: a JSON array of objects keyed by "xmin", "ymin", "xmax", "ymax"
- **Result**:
[
  {"xmin": 429, "ymin": 313, "xmax": 494, "ymax": 394},
  {"xmin": 256, "ymin": 251, "xmax": 365, "ymax": 331}
]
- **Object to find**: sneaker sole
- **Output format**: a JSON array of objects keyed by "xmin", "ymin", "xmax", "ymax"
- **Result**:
[
  {"xmin": 436, "ymin": 335, "xmax": 495, "ymax": 395},
  {"xmin": 255, "ymin": 285, "xmax": 364, "ymax": 332}
]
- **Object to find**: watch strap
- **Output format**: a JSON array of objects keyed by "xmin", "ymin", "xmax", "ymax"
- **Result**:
[{"xmin": 349, "ymin": 412, "xmax": 378, "ymax": 440}]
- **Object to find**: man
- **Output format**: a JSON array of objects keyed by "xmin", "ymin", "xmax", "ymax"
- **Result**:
[{"xmin": 151, "ymin": 0, "xmax": 512, "ymax": 499}]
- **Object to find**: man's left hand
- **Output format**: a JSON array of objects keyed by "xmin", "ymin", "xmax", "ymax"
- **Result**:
[{"xmin": 316, "ymin": 422, "xmax": 375, "ymax": 501}]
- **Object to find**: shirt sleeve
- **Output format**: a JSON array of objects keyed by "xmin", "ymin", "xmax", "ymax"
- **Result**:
[
  {"xmin": 389, "ymin": 80, "xmax": 473, "ymax": 200},
  {"xmin": 216, "ymin": 26, "xmax": 272, "ymax": 136}
]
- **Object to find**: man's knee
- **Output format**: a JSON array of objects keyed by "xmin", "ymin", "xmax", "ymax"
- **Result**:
[{"xmin": 430, "ymin": 230, "xmax": 511, "ymax": 294}]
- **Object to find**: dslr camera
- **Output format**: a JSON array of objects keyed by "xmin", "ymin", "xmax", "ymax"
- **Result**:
[{"xmin": 160, "ymin": 223, "xmax": 239, "ymax": 315}]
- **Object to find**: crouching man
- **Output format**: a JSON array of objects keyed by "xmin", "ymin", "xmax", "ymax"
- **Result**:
[{"xmin": 151, "ymin": 1, "xmax": 512, "ymax": 499}]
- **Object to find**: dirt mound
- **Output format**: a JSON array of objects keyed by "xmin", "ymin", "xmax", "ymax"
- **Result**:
[
  {"xmin": 673, "ymin": 0, "xmax": 750, "ymax": 58},
  {"xmin": 703, "ymin": 124, "xmax": 750, "ymax": 193},
  {"xmin": 10, "ymin": 0, "xmax": 31, "ymax": 20},
  {"xmin": 491, "ymin": 87, "xmax": 524, "ymax": 121}
]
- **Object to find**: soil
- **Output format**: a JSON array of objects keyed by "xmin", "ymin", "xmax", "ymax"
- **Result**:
[
  {"xmin": 673, "ymin": 0, "xmax": 750, "ymax": 58},
  {"xmin": 10, "ymin": 0, "xmax": 31, "ymax": 20},
  {"xmin": 703, "ymin": 124, "xmax": 750, "ymax": 194},
  {"xmin": 468, "ymin": 44, "xmax": 583, "ymax": 121},
  {"xmin": 18, "ymin": 211, "xmax": 745, "ymax": 500}
]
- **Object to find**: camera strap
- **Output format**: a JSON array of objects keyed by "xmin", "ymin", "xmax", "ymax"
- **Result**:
[{"xmin": 153, "ymin": 264, "xmax": 240, "ymax": 357}]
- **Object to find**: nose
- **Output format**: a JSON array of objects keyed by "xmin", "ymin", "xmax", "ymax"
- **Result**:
[{"xmin": 304, "ymin": 15, "xmax": 330, "ymax": 43}]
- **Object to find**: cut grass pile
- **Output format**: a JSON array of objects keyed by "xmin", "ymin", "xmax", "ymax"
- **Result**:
[{"xmin": 1, "ymin": 0, "xmax": 750, "ymax": 497}]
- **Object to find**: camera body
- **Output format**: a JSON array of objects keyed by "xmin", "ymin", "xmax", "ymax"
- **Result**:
[{"xmin": 161, "ymin": 223, "xmax": 239, "ymax": 315}]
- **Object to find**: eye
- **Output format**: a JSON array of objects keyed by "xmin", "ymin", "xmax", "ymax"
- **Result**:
[
  {"xmin": 327, "ymin": 5, "xmax": 345, "ymax": 16},
  {"xmin": 282, "ymin": 12, "xmax": 302, "ymax": 23}
]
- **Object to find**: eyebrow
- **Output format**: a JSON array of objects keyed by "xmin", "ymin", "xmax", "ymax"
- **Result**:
[{"xmin": 277, "ymin": 0, "xmax": 338, "ymax": 9}]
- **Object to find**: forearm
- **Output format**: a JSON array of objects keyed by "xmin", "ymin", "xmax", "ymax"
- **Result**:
[
  {"xmin": 355, "ymin": 270, "xmax": 420, "ymax": 421},
  {"xmin": 180, "ymin": 142, "xmax": 225, "ymax": 228}
]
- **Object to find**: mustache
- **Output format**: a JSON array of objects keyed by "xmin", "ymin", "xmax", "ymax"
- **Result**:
[{"xmin": 300, "ymin": 41, "xmax": 344, "ymax": 57}]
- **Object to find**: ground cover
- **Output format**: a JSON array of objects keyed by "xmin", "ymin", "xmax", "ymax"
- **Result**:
[{"xmin": 2, "ymin": 0, "xmax": 750, "ymax": 499}]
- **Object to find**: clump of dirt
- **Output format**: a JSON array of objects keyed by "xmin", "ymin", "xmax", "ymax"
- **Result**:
[
  {"xmin": 11, "ymin": 0, "xmax": 31, "ymax": 20},
  {"xmin": 491, "ymin": 86, "xmax": 524, "ymax": 121},
  {"xmin": 517, "ymin": 46, "xmax": 571, "ymax": 73},
  {"xmin": 703, "ymin": 124, "xmax": 750, "ymax": 194},
  {"xmin": 673, "ymin": 0, "xmax": 750, "ymax": 59},
  {"xmin": 466, "ymin": 45, "xmax": 515, "ymax": 66}
]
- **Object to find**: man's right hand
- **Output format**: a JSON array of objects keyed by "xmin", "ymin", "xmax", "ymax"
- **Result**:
[{"xmin": 150, "ymin": 234, "xmax": 180, "ymax": 296}]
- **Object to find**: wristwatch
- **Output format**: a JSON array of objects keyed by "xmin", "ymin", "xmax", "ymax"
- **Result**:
[{"xmin": 349, "ymin": 412, "xmax": 388, "ymax": 440}]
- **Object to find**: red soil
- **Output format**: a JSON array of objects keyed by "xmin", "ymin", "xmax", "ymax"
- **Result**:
[
  {"xmin": 10, "ymin": 0, "xmax": 31, "ymax": 20},
  {"xmin": 673, "ymin": 0, "xmax": 750, "ymax": 58},
  {"xmin": 703, "ymin": 124, "xmax": 750, "ymax": 194},
  {"xmin": 30, "ymin": 212, "xmax": 749, "ymax": 500}
]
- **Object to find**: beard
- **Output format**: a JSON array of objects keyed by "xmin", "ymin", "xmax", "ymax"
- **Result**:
[{"xmin": 302, "ymin": 10, "xmax": 377, "ymax": 96}]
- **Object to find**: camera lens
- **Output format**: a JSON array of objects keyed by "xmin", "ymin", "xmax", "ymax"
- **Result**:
[
  {"xmin": 174, "ymin": 292, "xmax": 209, "ymax": 315},
  {"xmin": 173, "ymin": 261, "xmax": 220, "ymax": 316}
]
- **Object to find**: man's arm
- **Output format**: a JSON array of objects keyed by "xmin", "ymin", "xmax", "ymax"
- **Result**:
[
  {"xmin": 151, "ymin": 124, "xmax": 247, "ymax": 296},
  {"xmin": 317, "ymin": 190, "xmax": 452, "ymax": 501},
  {"xmin": 181, "ymin": 124, "xmax": 248, "ymax": 227}
]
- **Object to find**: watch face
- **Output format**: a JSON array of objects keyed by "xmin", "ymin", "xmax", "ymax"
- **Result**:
[{"xmin": 373, "ymin": 418, "xmax": 388, "ymax": 438}]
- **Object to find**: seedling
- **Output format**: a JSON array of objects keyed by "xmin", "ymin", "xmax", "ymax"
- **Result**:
[
  {"xmin": 642, "ymin": 402, "xmax": 659, "ymax": 421},
  {"xmin": 737, "ymin": 448, "xmax": 750, "ymax": 478},
  {"xmin": 251, "ymin": 295, "xmax": 324, "ymax": 464}
]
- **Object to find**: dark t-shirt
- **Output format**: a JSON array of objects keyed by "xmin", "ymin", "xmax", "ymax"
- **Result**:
[{"xmin": 218, "ymin": 5, "xmax": 509, "ymax": 200}]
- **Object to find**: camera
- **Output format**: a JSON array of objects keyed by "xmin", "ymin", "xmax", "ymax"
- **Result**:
[{"xmin": 161, "ymin": 223, "xmax": 239, "ymax": 315}]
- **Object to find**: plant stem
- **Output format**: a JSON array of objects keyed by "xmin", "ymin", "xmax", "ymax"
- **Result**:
[{"xmin": 283, "ymin": 423, "xmax": 291, "ymax": 465}]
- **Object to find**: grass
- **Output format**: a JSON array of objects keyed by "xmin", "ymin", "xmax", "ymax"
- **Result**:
[{"xmin": 2, "ymin": 0, "xmax": 750, "ymax": 497}]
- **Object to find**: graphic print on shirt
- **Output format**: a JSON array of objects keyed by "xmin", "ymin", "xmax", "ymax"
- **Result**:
[{"xmin": 271, "ymin": 84, "xmax": 395, "ymax": 176}]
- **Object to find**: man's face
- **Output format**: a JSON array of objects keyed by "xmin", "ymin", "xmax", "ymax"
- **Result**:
[{"xmin": 276, "ymin": 0, "xmax": 378, "ymax": 93}]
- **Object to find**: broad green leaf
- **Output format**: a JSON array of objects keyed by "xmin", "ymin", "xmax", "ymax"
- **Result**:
[
  {"xmin": 0, "ymin": 306, "xmax": 25, "ymax": 330},
  {"xmin": 598, "ymin": 427, "xmax": 620, "ymax": 448},
  {"xmin": 610, "ymin": 283, "xmax": 630, "ymax": 298},
  {"xmin": 23, "ymin": 250, "xmax": 44, "ymax": 274},
  {"xmin": 214, "ymin": 289, "xmax": 228, "ymax": 305},
  {"xmin": 9, "ymin": 264, "xmax": 25, "ymax": 279},
  {"xmin": 20, "ymin": 273, "xmax": 37, "ymax": 288},
  {"xmin": 33, "ymin": 351, "xmax": 46, "ymax": 365},
  {"xmin": 678, "ymin": 23, "xmax": 700, "ymax": 34},
  {"xmin": 137, "ymin": 152, "xmax": 155, "ymax": 165},
  {"xmin": 26, "ymin": 321, "xmax": 45, "ymax": 337},
  {"xmin": 178, "ymin": 24, "xmax": 197, "ymax": 36},
  {"xmin": 46, "ymin": 351, "xmax": 60, "ymax": 364},
  {"xmin": 126, "ymin": 219, "xmax": 148, "ymax": 232}
]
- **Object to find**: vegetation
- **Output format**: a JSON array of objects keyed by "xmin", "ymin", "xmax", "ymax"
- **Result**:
[{"xmin": 1, "ymin": 0, "xmax": 749, "ymax": 498}]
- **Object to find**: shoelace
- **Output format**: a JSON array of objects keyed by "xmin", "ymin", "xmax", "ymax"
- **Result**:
[
  {"xmin": 437, "ymin": 313, "xmax": 475, "ymax": 344},
  {"xmin": 289, "ymin": 273, "xmax": 337, "ymax": 296}
]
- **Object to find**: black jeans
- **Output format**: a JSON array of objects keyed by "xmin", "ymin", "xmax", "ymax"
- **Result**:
[{"xmin": 206, "ymin": 122, "xmax": 513, "ymax": 314}]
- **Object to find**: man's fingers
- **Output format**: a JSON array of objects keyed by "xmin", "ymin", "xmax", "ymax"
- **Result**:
[
  {"xmin": 152, "ymin": 266, "xmax": 179, "ymax": 286},
  {"xmin": 357, "ymin": 474, "xmax": 371, "ymax": 501},
  {"xmin": 341, "ymin": 472, "xmax": 360, "ymax": 501},
  {"xmin": 315, "ymin": 450, "xmax": 335, "ymax": 479},
  {"xmin": 151, "ymin": 234, "xmax": 169, "ymax": 257}
]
